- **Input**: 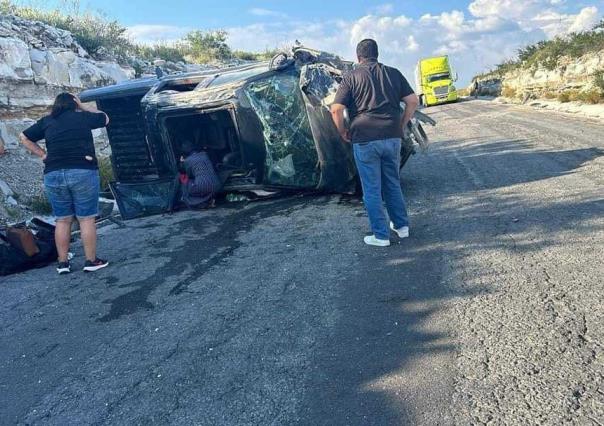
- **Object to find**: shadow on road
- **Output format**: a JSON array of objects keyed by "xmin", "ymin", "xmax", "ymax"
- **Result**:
[
  {"xmin": 1, "ymin": 131, "xmax": 602, "ymax": 423},
  {"xmin": 301, "ymin": 136, "xmax": 603, "ymax": 423}
]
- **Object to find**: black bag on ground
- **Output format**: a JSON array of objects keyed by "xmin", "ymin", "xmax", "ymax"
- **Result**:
[{"xmin": 0, "ymin": 223, "xmax": 58, "ymax": 277}]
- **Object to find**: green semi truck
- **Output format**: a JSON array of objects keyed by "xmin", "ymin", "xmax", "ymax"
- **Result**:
[{"xmin": 415, "ymin": 56, "xmax": 459, "ymax": 107}]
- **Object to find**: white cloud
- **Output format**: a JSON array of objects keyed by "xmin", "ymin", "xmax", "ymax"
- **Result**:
[
  {"xmin": 533, "ymin": 6, "xmax": 600, "ymax": 37},
  {"xmin": 568, "ymin": 6, "xmax": 600, "ymax": 33},
  {"xmin": 406, "ymin": 35, "xmax": 419, "ymax": 52},
  {"xmin": 126, "ymin": 25, "xmax": 191, "ymax": 45},
  {"xmin": 249, "ymin": 8, "xmax": 288, "ymax": 18},
  {"xmin": 129, "ymin": 1, "xmax": 603, "ymax": 87},
  {"xmin": 468, "ymin": 0, "xmax": 542, "ymax": 20},
  {"xmin": 370, "ymin": 3, "xmax": 395, "ymax": 15}
]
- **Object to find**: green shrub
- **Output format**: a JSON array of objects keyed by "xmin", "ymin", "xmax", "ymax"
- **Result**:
[
  {"xmin": 457, "ymin": 87, "xmax": 470, "ymax": 97},
  {"xmin": 0, "ymin": 1, "xmax": 278, "ymax": 66},
  {"xmin": 576, "ymin": 90, "xmax": 602, "ymax": 104},
  {"xmin": 231, "ymin": 50, "xmax": 259, "ymax": 61},
  {"xmin": 232, "ymin": 48, "xmax": 281, "ymax": 62},
  {"xmin": 493, "ymin": 59, "xmax": 521, "ymax": 75},
  {"xmin": 134, "ymin": 42, "xmax": 187, "ymax": 63},
  {"xmin": 501, "ymin": 86, "xmax": 517, "ymax": 98},
  {"xmin": 28, "ymin": 193, "xmax": 52, "ymax": 215},
  {"xmin": 567, "ymin": 91, "xmax": 578, "ymax": 102},
  {"xmin": 1, "ymin": 0, "xmax": 134, "ymax": 62},
  {"xmin": 558, "ymin": 92, "xmax": 571, "ymax": 103},
  {"xmin": 4, "ymin": 205, "xmax": 21, "ymax": 220},
  {"xmin": 484, "ymin": 19, "xmax": 604, "ymax": 76},
  {"xmin": 185, "ymin": 30, "xmax": 231, "ymax": 63},
  {"xmin": 131, "ymin": 61, "xmax": 144, "ymax": 78},
  {"xmin": 98, "ymin": 156, "xmax": 114, "ymax": 191},
  {"xmin": 594, "ymin": 71, "xmax": 604, "ymax": 92}
]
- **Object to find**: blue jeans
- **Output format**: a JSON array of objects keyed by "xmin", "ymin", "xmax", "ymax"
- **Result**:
[
  {"xmin": 353, "ymin": 138, "xmax": 409, "ymax": 240},
  {"xmin": 44, "ymin": 169, "xmax": 100, "ymax": 220}
]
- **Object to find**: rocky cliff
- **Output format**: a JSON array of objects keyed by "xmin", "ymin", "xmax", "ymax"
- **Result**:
[
  {"xmin": 0, "ymin": 14, "xmax": 136, "ymax": 224},
  {"xmin": 470, "ymin": 50, "xmax": 604, "ymax": 101},
  {"xmin": 0, "ymin": 14, "xmax": 135, "ymax": 149}
]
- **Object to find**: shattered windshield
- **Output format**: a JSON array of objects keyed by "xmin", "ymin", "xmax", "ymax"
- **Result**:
[
  {"xmin": 244, "ymin": 71, "xmax": 319, "ymax": 188},
  {"xmin": 427, "ymin": 73, "xmax": 451, "ymax": 83}
]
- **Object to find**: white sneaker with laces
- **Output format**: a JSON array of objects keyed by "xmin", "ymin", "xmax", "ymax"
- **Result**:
[
  {"xmin": 363, "ymin": 235, "xmax": 391, "ymax": 247},
  {"xmin": 390, "ymin": 222, "xmax": 409, "ymax": 239}
]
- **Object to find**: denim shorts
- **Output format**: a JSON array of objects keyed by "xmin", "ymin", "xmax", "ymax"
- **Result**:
[{"xmin": 44, "ymin": 169, "xmax": 100, "ymax": 220}]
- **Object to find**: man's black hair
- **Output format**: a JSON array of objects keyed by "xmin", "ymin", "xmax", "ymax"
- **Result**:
[
  {"xmin": 180, "ymin": 140, "xmax": 197, "ymax": 157},
  {"xmin": 356, "ymin": 39, "xmax": 379, "ymax": 61}
]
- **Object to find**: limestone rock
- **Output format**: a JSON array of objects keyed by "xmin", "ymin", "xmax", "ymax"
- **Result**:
[
  {"xmin": 0, "ymin": 38, "xmax": 33, "ymax": 80},
  {"xmin": 0, "ymin": 119, "xmax": 36, "ymax": 149},
  {"xmin": 0, "ymin": 14, "xmax": 133, "ymax": 116},
  {"xmin": 471, "ymin": 50, "xmax": 604, "ymax": 100}
]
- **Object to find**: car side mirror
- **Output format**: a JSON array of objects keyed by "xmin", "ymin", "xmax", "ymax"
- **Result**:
[{"xmin": 454, "ymin": 72, "xmax": 459, "ymax": 82}]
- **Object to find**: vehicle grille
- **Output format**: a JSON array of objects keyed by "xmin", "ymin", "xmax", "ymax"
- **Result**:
[{"xmin": 434, "ymin": 86, "xmax": 449, "ymax": 97}]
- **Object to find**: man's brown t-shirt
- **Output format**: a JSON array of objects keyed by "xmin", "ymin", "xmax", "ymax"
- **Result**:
[{"xmin": 333, "ymin": 60, "xmax": 414, "ymax": 143}]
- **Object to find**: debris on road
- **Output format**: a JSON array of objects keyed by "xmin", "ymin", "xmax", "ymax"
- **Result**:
[{"xmin": 0, "ymin": 218, "xmax": 57, "ymax": 276}]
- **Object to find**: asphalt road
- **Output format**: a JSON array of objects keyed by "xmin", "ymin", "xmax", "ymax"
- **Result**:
[{"xmin": 1, "ymin": 99, "xmax": 603, "ymax": 425}]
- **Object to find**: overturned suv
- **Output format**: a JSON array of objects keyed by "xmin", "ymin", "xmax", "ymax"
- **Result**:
[{"xmin": 80, "ymin": 46, "xmax": 435, "ymax": 219}]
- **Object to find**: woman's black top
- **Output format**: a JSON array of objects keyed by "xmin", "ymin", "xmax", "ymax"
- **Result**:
[{"xmin": 23, "ymin": 110, "xmax": 106, "ymax": 174}]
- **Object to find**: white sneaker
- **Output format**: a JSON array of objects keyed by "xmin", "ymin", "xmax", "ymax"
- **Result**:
[
  {"xmin": 363, "ymin": 235, "xmax": 391, "ymax": 247},
  {"xmin": 390, "ymin": 223, "xmax": 409, "ymax": 239}
]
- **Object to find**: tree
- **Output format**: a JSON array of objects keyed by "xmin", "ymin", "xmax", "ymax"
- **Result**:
[{"xmin": 185, "ymin": 30, "xmax": 231, "ymax": 63}]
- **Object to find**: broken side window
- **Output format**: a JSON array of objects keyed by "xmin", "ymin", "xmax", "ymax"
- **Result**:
[
  {"xmin": 109, "ymin": 178, "xmax": 178, "ymax": 220},
  {"xmin": 244, "ymin": 71, "xmax": 319, "ymax": 188}
]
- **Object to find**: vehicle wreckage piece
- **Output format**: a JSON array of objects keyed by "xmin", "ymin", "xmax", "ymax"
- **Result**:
[{"xmin": 79, "ymin": 46, "xmax": 436, "ymax": 219}]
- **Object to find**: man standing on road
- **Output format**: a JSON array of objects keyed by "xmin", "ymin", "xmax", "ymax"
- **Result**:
[{"xmin": 331, "ymin": 39, "xmax": 419, "ymax": 247}]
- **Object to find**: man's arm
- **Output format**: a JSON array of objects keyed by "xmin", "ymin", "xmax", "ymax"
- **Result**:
[
  {"xmin": 330, "ymin": 103, "xmax": 351, "ymax": 143},
  {"xmin": 401, "ymin": 93, "xmax": 419, "ymax": 131},
  {"xmin": 19, "ymin": 133, "xmax": 46, "ymax": 161}
]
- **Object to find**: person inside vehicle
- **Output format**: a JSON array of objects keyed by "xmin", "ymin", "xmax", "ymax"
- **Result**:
[
  {"xmin": 178, "ymin": 140, "xmax": 221, "ymax": 209},
  {"xmin": 19, "ymin": 93, "xmax": 110, "ymax": 273}
]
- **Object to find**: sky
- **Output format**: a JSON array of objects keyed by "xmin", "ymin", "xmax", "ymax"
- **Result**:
[{"xmin": 41, "ymin": 0, "xmax": 604, "ymax": 86}]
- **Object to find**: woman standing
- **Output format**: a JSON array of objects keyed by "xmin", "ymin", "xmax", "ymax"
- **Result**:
[{"xmin": 20, "ymin": 93, "xmax": 110, "ymax": 274}]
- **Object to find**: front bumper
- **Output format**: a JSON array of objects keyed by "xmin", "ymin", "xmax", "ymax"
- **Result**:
[{"xmin": 426, "ymin": 91, "xmax": 458, "ymax": 105}]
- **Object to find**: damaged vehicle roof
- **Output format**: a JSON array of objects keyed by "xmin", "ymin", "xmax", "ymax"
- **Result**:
[{"xmin": 80, "ymin": 47, "xmax": 434, "ymax": 219}]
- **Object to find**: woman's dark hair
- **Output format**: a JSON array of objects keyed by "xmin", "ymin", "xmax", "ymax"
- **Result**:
[
  {"xmin": 356, "ymin": 39, "xmax": 379, "ymax": 60},
  {"xmin": 51, "ymin": 93, "xmax": 77, "ymax": 118}
]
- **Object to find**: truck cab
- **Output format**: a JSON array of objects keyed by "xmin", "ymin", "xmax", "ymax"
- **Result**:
[{"xmin": 415, "ymin": 56, "xmax": 459, "ymax": 107}]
